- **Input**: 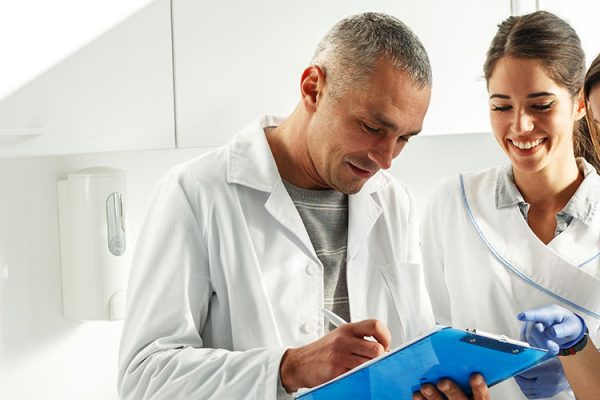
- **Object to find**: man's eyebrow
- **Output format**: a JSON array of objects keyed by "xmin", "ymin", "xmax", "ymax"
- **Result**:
[
  {"xmin": 372, "ymin": 114, "xmax": 423, "ymax": 136},
  {"xmin": 404, "ymin": 130, "xmax": 421, "ymax": 137},
  {"xmin": 370, "ymin": 113, "xmax": 398, "ymax": 131},
  {"xmin": 362, "ymin": 113, "xmax": 422, "ymax": 136}
]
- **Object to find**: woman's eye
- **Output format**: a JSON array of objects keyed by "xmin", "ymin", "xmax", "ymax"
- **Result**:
[
  {"xmin": 491, "ymin": 105, "xmax": 512, "ymax": 112},
  {"xmin": 363, "ymin": 123, "xmax": 381, "ymax": 134},
  {"xmin": 532, "ymin": 101, "xmax": 555, "ymax": 111}
]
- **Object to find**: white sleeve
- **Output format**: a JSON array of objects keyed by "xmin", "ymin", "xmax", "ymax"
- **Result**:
[
  {"xmin": 406, "ymin": 186, "xmax": 423, "ymax": 265},
  {"xmin": 395, "ymin": 183, "xmax": 436, "ymax": 336},
  {"xmin": 420, "ymin": 180, "xmax": 454, "ymax": 326},
  {"xmin": 118, "ymin": 171, "xmax": 287, "ymax": 400}
]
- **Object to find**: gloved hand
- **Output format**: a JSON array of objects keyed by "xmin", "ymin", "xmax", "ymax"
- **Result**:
[
  {"xmin": 513, "ymin": 304, "xmax": 585, "ymax": 399},
  {"xmin": 514, "ymin": 358, "xmax": 569, "ymax": 399},
  {"xmin": 517, "ymin": 304, "xmax": 585, "ymax": 355}
]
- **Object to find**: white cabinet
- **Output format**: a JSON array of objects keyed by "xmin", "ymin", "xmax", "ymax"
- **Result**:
[
  {"xmin": 0, "ymin": 0, "xmax": 175, "ymax": 157},
  {"xmin": 172, "ymin": 0, "xmax": 509, "ymax": 148},
  {"xmin": 540, "ymin": 0, "xmax": 600, "ymax": 67}
]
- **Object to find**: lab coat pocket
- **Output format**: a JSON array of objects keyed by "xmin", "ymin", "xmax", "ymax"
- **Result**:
[{"xmin": 380, "ymin": 262, "xmax": 434, "ymax": 342}]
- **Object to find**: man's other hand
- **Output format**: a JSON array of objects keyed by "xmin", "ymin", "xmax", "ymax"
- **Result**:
[{"xmin": 413, "ymin": 374, "xmax": 490, "ymax": 400}]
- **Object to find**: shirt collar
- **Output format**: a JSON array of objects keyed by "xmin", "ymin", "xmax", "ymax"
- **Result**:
[
  {"xmin": 495, "ymin": 158, "xmax": 600, "ymax": 226},
  {"xmin": 562, "ymin": 158, "xmax": 600, "ymax": 226},
  {"xmin": 495, "ymin": 164, "xmax": 526, "ymax": 209}
]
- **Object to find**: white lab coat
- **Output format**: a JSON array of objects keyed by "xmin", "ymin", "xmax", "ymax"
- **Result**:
[
  {"xmin": 118, "ymin": 115, "xmax": 435, "ymax": 400},
  {"xmin": 421, "ymin": 166, "xmax": 600, "ymax": 400}
]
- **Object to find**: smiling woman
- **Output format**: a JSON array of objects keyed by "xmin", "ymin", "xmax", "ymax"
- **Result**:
[
  {"xmin": 486, "ymin": 56, "xmax": 586, "ymax": 190},
  {"xmin": 420, "ymin": 11, "xmax": 600, "ymax": 400}
]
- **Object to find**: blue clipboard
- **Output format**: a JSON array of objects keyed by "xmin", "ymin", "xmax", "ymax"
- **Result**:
[{"xmin": 295, "ymin": 326, "xmax": 552, "ymax": 400}]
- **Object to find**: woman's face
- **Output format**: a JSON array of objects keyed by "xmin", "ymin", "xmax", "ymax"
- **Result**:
[
  {"xmin": 589, "ymin": 84, "xmax": 600, "ymax": 131},
  {"xmin": 488, "ymin": 56, "xmax": 585, "ymax": 176}
]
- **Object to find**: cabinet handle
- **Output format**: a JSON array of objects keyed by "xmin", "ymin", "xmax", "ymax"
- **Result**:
[{"xmin": 0, "ymin": 128, "xmax": 50, "ymax": 136}]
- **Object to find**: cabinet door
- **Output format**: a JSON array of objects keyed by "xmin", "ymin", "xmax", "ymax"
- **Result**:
[
  {"xmin": 172, "ymin": 0, "xmax": 509, "ymax": 148},
  {"xmin": 0, "ymin": 0, "xmax": 175, "ymax": 157},
  {"xmin": 540, "ymin": 0, "xmax": 600, "ymax": 67}
]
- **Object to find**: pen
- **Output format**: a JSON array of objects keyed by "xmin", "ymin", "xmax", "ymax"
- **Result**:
[
  {"xmin": 321, "ymin": 307, "xmax": 348, "ymax": 328},
  {"xmin": 321, "ymin": 308, "xmax": 382, "ymax": 346}
]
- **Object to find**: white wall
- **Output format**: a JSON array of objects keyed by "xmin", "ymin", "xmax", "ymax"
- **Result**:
[
  {"xmin": 0, "ymin": 0, "xmax": 154, "ymax": 100},
  {"xmin": 0, "ymin": 147, "xmax": 201, "ymax": 400},
  {"xmin": 392, "ymin": 131, "xmax": 507, "ymax": 208},
  {"xmin": 0, "ymin": 131, "xmax": 506, "ymax": 400}
]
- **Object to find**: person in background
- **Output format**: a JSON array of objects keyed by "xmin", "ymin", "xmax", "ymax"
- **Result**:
[
  {"xmin": 419, "ymin": 11, "xmax": 600, "ymax": 400},
  {"xmin": 118, "ymin": 12, "xmax": 489, "ymax": 400},
  {"xmin": 577, "ymin": 53, "xmax": 600, "ymax": 171},
  {"xmin": 519, "ymin": 305, "xmax": 600, "ymax": 400}
]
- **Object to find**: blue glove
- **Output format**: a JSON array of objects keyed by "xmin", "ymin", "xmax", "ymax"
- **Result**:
[
  {"xmin": 517, "ymin": 304, "xmax": 585, "ymax": 355},
  {"xmin": 513, "ymin": 305, "xmax": 585, "ymax": 399},
  {"xmin": 514, "ymin": 358, "xmax": 569, "ymax": 399}
]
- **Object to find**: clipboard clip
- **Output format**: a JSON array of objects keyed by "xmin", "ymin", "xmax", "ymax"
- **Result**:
[{"xmin": 463, "ymin": 328, "xmax": 531, "ymax": 354}]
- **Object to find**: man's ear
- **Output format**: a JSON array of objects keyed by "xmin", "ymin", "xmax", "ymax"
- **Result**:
[
  {"xmin": 575, "ymin": 90, "xmax": 587, "ymax": 121},
  {"xmin": 300, "ymin": 65, "xmax": 326, "ymax": 113}
]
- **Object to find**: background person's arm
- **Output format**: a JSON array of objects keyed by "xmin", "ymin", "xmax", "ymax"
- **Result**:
[{"xmin": 558, "ymin": 338, "xmax": 600, "ymax": 399}]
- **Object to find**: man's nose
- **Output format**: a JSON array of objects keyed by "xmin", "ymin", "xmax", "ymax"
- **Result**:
[{"xmin": 368, "ymin": 139, "xmax": 401, "ymax": 170}]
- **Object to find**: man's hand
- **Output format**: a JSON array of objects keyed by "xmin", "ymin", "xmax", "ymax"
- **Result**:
[
  {"xmin": 413, "ymin": 374, "xmax": 490, "ymax": 400},
  {"xmin": 279, "ymin": 319, "xmax": 391, "ymax": 393}
]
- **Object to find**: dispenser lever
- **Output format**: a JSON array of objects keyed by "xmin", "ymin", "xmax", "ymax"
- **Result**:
[{"xmin": 106, "ymin": 192, "xmax": 126, "ymax": 256}]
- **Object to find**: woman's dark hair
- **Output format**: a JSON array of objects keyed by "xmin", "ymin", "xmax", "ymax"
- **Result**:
[
  {"xmin": 584, "ymin": 54, "xmax": 600, "ymax": 99},
  {"xmin": 579, "ymin": 54, "xmax": 600, "ymax": 172},
  {"xmin": 483, "ymin": 11, "xmax": 600, "ymax": 170}
]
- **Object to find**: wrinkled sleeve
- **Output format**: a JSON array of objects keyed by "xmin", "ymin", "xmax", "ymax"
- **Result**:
[
  {"xmin": 420, "ymin": 180, "xmax": 454, "ymax": 326},
  {"xmin": 391, "ymin": 182, "xmax": 436, "ymax": 337},
  {"xmin": 406, "ymin": 186, "xmax": 423, "ymax": 266},
  {"xmin": 118, "ymin": 170, "xmax": 287, "ymax": 400}
]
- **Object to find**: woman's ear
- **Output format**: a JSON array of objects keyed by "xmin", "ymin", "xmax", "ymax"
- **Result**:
[
  {"xmin": 300, "ymin": 65, "xmax": 326, "ymax": 113},
  {"xmin": 575, "ymin": 90, "xmax": 587, "ymax": 121}
]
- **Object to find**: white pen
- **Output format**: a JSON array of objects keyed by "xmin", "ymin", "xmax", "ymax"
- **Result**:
[
  {"xmin": 321, "ymin": 307, "xmax": 348, "ymax": 328},
  {"xmin": 321, "ymin": 308, "xmax": 381, "ymax": 346}
]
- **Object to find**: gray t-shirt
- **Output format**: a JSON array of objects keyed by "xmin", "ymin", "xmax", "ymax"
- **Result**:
[{"xmin": 283, "ymin": 181, "xmax": 350, "ymax": 331}]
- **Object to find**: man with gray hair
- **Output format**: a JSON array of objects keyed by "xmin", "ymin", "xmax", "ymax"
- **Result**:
[{"xmin": 118, "ymin": 12, "xmax": 483, "ymax": 399}]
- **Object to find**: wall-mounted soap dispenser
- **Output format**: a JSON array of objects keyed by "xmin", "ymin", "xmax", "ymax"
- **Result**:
[{"xmin": 58, "ymin": 167, "xmax": 128, "ymax": 321}]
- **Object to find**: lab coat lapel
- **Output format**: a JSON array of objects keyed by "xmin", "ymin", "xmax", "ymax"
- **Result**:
[
  {"xmin": 264, "ymin": 180, "xmax": 320, "ymax": 263},
  {"xmin": 227, "ymin": 116, "xmax": 319, "ymax": 262},
  {"xmin": 226, "ymin": 116, "xmax": 315, "ymax": 347},
  {"xmin": 346, "ymin": 180, "xmax": 382, "ymax": 326},
  {"xmin": 461, "ymin": 168, "xmax": 600, "ymax": 320},
  {"xmin": 547, "ymin": 216, "xmax": 600, "ymax": 268},
  {"xmin": 347, "ymin": 183, "xmax": 382, "ymax": 262}
]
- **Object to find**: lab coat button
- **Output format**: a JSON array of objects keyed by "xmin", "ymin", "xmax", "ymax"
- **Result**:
[
  {"xmin": 305, "ymin": 264, "xmax": 318, "ymax": 276},
  {"xmin": 301, "ymin": 321, "xmax": 317, "ymax": 334}
]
